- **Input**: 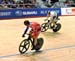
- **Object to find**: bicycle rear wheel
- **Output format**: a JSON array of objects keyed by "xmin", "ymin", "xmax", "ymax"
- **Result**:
[
  {"xmin": 52, "ymin": 23, "xmax": 61, "ymax": 32},
  {"xmin": 35, "ymin": 38, "xmax": 44, "ymax": 51},
  {"xmin": 19, "ymin": 39, "xmax": 30, "ymax": 54}
]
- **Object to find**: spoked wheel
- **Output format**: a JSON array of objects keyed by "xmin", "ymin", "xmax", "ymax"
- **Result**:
[
  {"xmin": 19, "ymin": 39, "xmax": 30, "ymax": 54},
  {"xmin": 35, "ymin": 38, "xmax": 44, "ymax": 51},
  {"xmin": 52, "ymin": 23, "xmax": 61, "ymax": 32},
  {"xmin": 41, "ymin": 23, "xmax": 49, "ymax": 32}
]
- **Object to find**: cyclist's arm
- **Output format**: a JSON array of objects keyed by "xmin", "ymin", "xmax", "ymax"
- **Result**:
[
  {"xmin": 46, "ymin": 14, "xmax": 50, "ymax": 20},
  {"xmin": 23, "ymin": 26, "xmax": 29, "ymax": 35}
]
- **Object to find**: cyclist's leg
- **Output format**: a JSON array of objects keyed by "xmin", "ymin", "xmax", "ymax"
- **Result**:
[
  {"xmin": 31, "ymin": 27, "xmax": 41, "ymax": 50},
  {"xmin": 50, "ymin": 16, "xmax": 57, "ymax": 29},
  {"xmin": 31, "ymin": 34, "xmax": 38, "ymax": 50},
  {"xmin": 50, "ymin": 18, "xmax": 55, "ymax": 28}
]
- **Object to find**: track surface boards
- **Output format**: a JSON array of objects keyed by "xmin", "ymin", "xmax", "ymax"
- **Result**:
[{"xmin": 0, "ymin": 16, "xmax": 75, "ymax": 61}]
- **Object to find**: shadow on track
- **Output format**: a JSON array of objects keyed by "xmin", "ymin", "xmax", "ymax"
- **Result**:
[{"xmin": 42, "ymin": 31, "xmax": 61, "ymax": 38}]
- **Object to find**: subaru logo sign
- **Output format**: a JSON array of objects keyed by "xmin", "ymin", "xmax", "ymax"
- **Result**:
[{"xmin": 15, "ymin": 10, "xmax": 23, "ymax": 16}]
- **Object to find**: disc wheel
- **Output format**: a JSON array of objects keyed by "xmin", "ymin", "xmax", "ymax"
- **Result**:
[
  {"xmin": 35, "ymin": 38, "xmax": 44, "ymax": 51},
  {"xmin": 53, "ymin": 23, "xmax": 61, "ymax": 32}
]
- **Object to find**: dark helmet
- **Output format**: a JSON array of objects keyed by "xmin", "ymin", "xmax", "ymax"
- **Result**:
[{"xmin": 24, "ymin": 20, "xmax": 30, "ymax": 25}]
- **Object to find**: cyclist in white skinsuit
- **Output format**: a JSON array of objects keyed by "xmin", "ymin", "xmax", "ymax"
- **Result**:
[{"xmin": 46, "ymin": 11, "xmax": 59, "ymax": 29}]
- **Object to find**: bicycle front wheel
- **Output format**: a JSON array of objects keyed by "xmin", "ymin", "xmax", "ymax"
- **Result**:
[
  {"xmin": 41, "ymin": 23, "xmax": 49, "ymax": 32},
  {"xmin": 19, "ymin": 39, "xmax": 30, "ymax": 54}
]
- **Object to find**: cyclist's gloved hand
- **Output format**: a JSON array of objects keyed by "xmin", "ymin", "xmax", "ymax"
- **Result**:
[{"xmin": 22, "ymin": 34, "xmax": 25, "ymax": 37}]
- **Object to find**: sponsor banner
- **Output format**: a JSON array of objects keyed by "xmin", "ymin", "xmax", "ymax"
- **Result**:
[
  {"xmin": 61, "ymin": 8, "xmax": 75, "ymax": 15},
  {"xmin": 0, "ymin": 8, "xmax": 61, "ymax": 19}
]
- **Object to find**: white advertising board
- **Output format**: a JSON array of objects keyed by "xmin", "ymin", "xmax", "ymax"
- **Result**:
[{"xmin": 61, "ymin": 8, "xmax": 75, "ymax": 15}]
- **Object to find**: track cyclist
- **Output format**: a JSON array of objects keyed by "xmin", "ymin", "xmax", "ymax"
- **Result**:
[{"xmin": 22, "ymin": 20, "xmax": 41, "ymax": 50}]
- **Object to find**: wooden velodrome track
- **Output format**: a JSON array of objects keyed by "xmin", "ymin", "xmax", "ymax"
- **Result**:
[{"xmin": 0, "ymin": 16, "xmax": 75, "ymax": 61}]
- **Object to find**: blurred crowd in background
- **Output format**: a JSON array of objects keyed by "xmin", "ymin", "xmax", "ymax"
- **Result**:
[{"xmin": 0, "ymin": 0, "xmax": 75, "ymax": 9}]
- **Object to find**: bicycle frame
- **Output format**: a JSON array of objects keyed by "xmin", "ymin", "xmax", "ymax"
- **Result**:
[
  {"xmin": 45, "ymin": 20, "xmax": 51, "ymax": 28},
  {"xmin": 19, "ymin": 34, "xmax": 44, "ymax": 54},
  {"xmin": 44, "ymin": 19, "xmax": 58, "ymax": 28},
  {"xmin": 27, "ymin": 34, "xmax": 34, "ymax": 47}
]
